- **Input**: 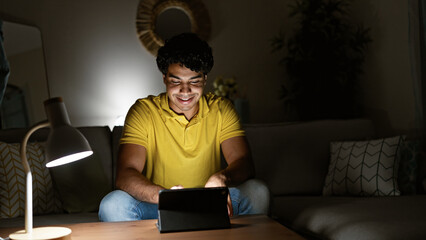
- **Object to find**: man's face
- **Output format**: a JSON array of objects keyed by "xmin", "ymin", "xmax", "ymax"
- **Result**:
[{"xmin": 164, "ymin": 63, "xmax": 206, "ymax": 120}]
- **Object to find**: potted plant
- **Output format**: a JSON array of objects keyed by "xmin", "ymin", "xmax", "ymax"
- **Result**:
[
  {"xmin": 271, "ymin": 0, "xmax": 371, "ymax": 121},
  {"xmin": 213, "ymin": 76, "xmax": 250, "ymax": 123}
]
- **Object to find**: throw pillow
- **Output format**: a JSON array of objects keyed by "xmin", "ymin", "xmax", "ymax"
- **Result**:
[
  {"xmin": 323, "ymin": 136, "xmax": 403, "ymax": 197},
  {"xmin": 397, "ymin": 140, "xmax": 419, "ymax": 195},
  {"xmin": 0, "ymin": 142, "xmax": 61, "ymax": 218}
]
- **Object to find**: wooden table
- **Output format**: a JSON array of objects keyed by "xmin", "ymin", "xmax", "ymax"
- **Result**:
[{"xmin": 0, "ymin": 215, "xmax": 304, "ymax": 240}]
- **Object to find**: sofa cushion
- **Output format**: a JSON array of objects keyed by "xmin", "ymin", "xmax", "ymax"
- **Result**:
[
  {"xmin": 0, "ymin": 142, "xmax": 60, "ymax": 218},
  {"xmin": 323, "ymin": 136, "xmax": 403, "ymax": 196},
  {"xmin": 78, "ymin": 127, "xmax": 115, "ymax": 190},
  {"xmin": 49, "ymin": 153, "xmax": 111, "ymax": 213},
  {"xmin": 271, "ymin": 195, "xmax": 426, "ymax": 240},
  {"xmin": 398, "ymin": 140, "xmax": 420, "ymax": 195},
  {"xmin": 49, "ymin": 127, "xmax": 113, "ymax": 213},
  {"xmin": 244, "ymin": 119, "xmax": 375, "ymax": 196}
]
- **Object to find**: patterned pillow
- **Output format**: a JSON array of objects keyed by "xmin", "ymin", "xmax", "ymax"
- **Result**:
[
  {"xmin": 323, "ymin": 136, "xmax": 403, "ymax": 196},
  {"xmin": 0, "ymin": 142, "xmax": 61, "ymax": 218}
]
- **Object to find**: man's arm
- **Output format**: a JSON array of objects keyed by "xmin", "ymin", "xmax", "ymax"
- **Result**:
[
  {"xmin": 205, "ymin": 136, "xmax": 255, "ymax": 188},
  {"xmin": 115, "ymin": 143, "xmax": 164, "ymax": 204}
]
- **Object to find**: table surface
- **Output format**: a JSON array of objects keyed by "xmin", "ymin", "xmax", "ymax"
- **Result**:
[{"xmin": 0, "ymin": 215, "xmax": 305, "ymax": 240}]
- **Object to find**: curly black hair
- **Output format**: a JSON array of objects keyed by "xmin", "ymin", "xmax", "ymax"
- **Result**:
[{"xmin": 156, "ymin": 33, "xmax": 214, "ymax": 75}]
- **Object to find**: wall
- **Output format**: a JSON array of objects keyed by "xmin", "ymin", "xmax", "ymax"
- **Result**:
[
  {"xmin": 0, "ymin": 0, "xmax": 163, "ymax": 128},
  {"xmin": 0, "ymin": 0, "xmax": 418, "ymax": 135},
  {"xmin": 204, "ymin": 0, "xmax": 289, "ymax": 123},
  {"xmin": 352, "ymin": 0, "xmax": 417, "ymax": 136}
]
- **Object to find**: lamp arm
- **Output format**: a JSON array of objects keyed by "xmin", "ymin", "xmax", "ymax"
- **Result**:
[{"xmin": 20, "ymin": 121, "xmax": 50, "ymax": 234}]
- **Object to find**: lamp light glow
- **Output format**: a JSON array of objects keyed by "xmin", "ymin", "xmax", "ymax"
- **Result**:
[
  {"xmin": 46, "ymin": 151, "xmax": 93, "ymax": 168},
  {"xmin": 10, "ymin": 97, "xmax": 93, "ymax": 240}
]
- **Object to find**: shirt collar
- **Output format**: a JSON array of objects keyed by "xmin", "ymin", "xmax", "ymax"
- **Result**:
[{"xmin": 159, "ymin": 93, "xmax": 210, "ymax": 122}]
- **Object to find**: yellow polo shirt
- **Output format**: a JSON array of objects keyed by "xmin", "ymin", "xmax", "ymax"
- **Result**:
[{"xmin": 120, "ymin": 92, "xmax": 244, "ymax": 188}]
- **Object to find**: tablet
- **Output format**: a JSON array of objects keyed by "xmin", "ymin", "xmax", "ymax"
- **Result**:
[{"xmin": 156, "ymin": 187, "xmax": 231, "ymax": 233}]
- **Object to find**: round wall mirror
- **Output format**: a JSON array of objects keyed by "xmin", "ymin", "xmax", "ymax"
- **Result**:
[
  {"xmin": 136, "ymin": 0, "xmax": 211, "ymax": 55},
  {"xmin": 155, "ymin": 8, "xmax": 191, "ymax": 41}
]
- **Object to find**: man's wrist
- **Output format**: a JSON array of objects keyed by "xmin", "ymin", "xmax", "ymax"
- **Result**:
[
  {"xmin": 145, "ymin": 183, "xmax": 165, "ymax": 204},
  {"xmin": 220, "ymin": 169, "xmax": 230, "ymax": 186}
]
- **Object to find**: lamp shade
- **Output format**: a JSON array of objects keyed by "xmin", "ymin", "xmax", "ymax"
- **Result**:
[
  {"xmin": 45, "ymin": 125, "xmax": 93, "ymax": 167},
  {"xmin": 44, "ymin": 97, "xmax": 93, "ymax": 167}
]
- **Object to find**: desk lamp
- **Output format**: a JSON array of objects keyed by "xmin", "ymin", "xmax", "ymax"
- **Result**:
[{"xmin": 9, "ymin": 97, "xmax": 93, "ymax": 240}]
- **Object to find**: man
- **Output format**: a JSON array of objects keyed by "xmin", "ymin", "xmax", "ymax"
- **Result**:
[{"xmin": 99, "ymin": 33, "xmax": 257, "ymax": 221}]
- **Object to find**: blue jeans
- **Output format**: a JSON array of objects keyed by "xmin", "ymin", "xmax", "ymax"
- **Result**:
[{"xmin": 99, "ymin": 187, "xmax": 254, "ymax": 222}]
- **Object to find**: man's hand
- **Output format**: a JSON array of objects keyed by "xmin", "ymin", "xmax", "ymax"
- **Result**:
[
  {"xmin": 204, "ymin": 171, "xmax": 227, "ymax": 188},
  {"xmin": 205, "ymin": 171, "xmax": 233, "ymax": 217}
]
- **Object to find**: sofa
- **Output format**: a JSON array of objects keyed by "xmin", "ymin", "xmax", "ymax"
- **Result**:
[
  {"xmin": 243, "ymin": 119, "xmax": 426, "ymax": 240},
  {"xmin": 1, "ymin": 119, "xmax": 425, "ymax": 240}
]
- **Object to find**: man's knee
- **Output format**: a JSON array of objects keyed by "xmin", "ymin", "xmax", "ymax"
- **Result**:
[
  {"xmin": 237, "ymin": 179, "xmax": 270, "ymax": 214},
  {"xmin": 98, "ymin": 190, "xmax": 138, "ymax": 222}
]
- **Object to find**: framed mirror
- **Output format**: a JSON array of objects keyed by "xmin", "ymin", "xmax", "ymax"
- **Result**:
[
  {"xmin": 136, "ymin": 0, "xmax": 211, "ymax": 55},
  {"xmin": 0, "ymin": 21, "xmax": 49, "ymax": 129}
]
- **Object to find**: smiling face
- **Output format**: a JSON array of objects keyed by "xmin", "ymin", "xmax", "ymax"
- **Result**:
[{"xmin": 164, "ymin": 63, "xmax": 207, "ymax": 120}]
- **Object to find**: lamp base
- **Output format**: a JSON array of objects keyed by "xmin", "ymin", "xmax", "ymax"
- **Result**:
[{"xmin": 9, "ymin": 227, "xmax": 71, "ymax": 240}]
